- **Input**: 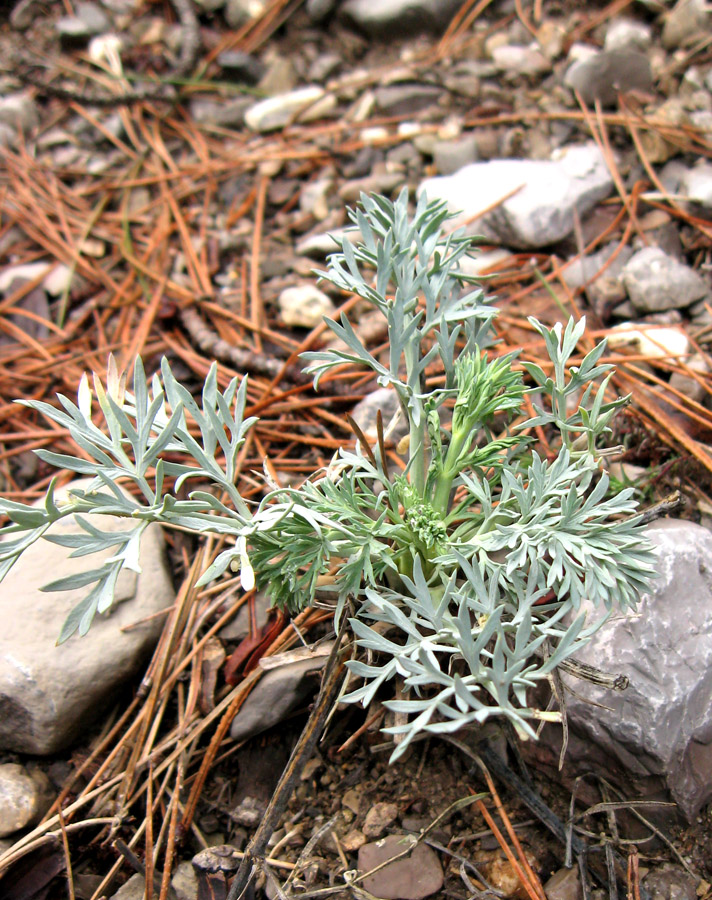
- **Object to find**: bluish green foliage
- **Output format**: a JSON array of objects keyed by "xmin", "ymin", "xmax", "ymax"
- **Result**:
[{"xmin": 0, "ymin": 190, "xmax": 657, "ymax": 756}]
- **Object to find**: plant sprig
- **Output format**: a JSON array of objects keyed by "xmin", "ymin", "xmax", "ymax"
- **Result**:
[{"xmin": 0, "ymin": 190, "xmax": 657, "ymax": 754}]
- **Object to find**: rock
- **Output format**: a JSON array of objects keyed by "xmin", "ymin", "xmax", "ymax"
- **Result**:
[
  {"xmin": 362, "ymin": 802, "xmax": 398, "ymax": 838},
  {"xmin": 662, "ymin": 0, "xmax": 710, "ymax": 49},
  {"xmin": 231, "ymin": 795, "xmax": 266, "ymax": 828},
  {"xmin": 189, "ymin": 97, "xmax": 251, "ymax": 129},
  {"xmin": 225, "ymin": 0, "xmax": 266, "ymax": 28},
  {"xmin": 341, "ymin": 828, "xmax": 367, "ymax": 852},
  {"xmin": 257, "ymin": 57, "xmax": 297, "ymax": 96},
  {"xmin": 607, "ymin": 323, "xmax": 690, "ymax": 362},
  {"xmin": 278, "ymin": 284, "xmax": 335, "ymax": 329},
  {"xmin": 358, "ymin": 834, "xmax": 443, "ymax": 899},
  {"xmin": 0, "ymin": 764, "xmax": 50, "ymax": 838},
  {"xmin": 564, "ymin": 50, "xmax": 652, "ymax": 107},
  {"xmin": 172, "ymin": 861, "xmax": 199, "ymax": 900},
  {"xmin": 350, "ymin": 387, "xmax": 406, "ymax": 444},
  {"xmin": 0, "ymin": 93, "xmax": 39, "ymax": 135},
  {"xmin": 109, "ymin": 874, "xmax": 146, "ymax": 900},
  {"xmin": 419, "ymin": 143, "xmax": 613, "ymax": 250},
  {"xmin": 669, "ymin": 353, "xmax": 709, "ymax": 404},
  {"xmin": 300, "ymin": 179, "xmax": 333, "ymax": 220},
  {"xmin": 338, "ymin": 0, "xmax": 462, "ymax": 37},
  {"xmin": 244, "ymin": 87, "xmax": 335, "ymax": 132},
  {"xmin": 545, "ymin": 866, "xmax": 582, "ymax": 900},
  {"xmin": 545, "ymin": 520, "xmax": 712, "ymax": 820},
  {"xmin": 0, "ymin": 479, "xmax": 174, "ymax": 754},
  {"xmin": 490, "ymin": 44, "xmax": 550, "ymax": 78},
  {"xmin": 431, "ymin": 134, "xmax": 479, "ymax": 174},
  {"xmin": 56, "ymin": 17, "xmax": 93, "ymax": 48},
  {"xmin": 621, "ymin": 247, "xmax": 709, "ymax": 312},
  {"xmin": 642, "ymin": 864, "xmax": 699, "ymax": 899},
  {"xmin": 374, "ymin": 84, "xmax": 443, "ymax": 117},
  {"xmin": 482, "ymin": 852, "xmax": 538, "ymax": 897},
  {"xmin": 230, "ymin": 645, "xmax": 332, "ymax": 742},
  {"xmin": 217, "ymin": 51, "xmax": 265, "ymax": 84},
  {"xmin": 604, "ymin": 18, "xmax": 652, "ymax": 52},
  {"xmin": 639, "ymin": 99, "xmax": 690, "ymax": 164},
  {"xmin": 108, "ymin": 863, "xmax": 198, "ymax": 900},
  {"xmin": 681, "ymin": 162, "xmax": 712, "ymax": 209},
  {"xmin": 76, "ymin": 2, "xmax": 111, "ymax": 32},
  {"xmin": 306, "ymin": 0, "xmax": 338, "ymax": 22},
  {"xmin": 561, "ymin": 244, "xmax": 632, "ymax": 291}
]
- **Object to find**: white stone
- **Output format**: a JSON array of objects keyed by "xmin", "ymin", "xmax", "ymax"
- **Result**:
[
  {"xmin": 621, "ymin": 247, "xmax": 709, "ymax": 312},
  {"xmin": 278, "ymin": 285, "xmax": 335, "ymax": 329},
  {"xmin": 244, "ymin": 86, "xmax": 334, "ymax": 133},
  {"xmin": 0, "ymin": 479, "xmax": 174, "ymax": 754},
  {"xmin": 608, "ymin": 323, "xmax": 690, "ymax": 361},
  {"xmin": 419, "ymin": 143, "xmax": 613, "ymax": 249},
  {"xmin": 604, "ymin": 18, "xmax": 652, "ymax": 52},
  {"xmin": 681, "ymin": 162, "xmax": 712, "ymax": 208},
  {"xmin": 0, "ymin": 764, "xmax": 43, "ymax": 838}
]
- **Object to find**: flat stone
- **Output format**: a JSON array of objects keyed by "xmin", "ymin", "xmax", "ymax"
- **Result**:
[
  {"xmin": 419, "ymin": 143, "xmax": 613, "ymax": 249},
  {"xmin": 225, "ymin": 0, "xmax": 266, "ymax": 28},
  {"xmin": 362, "ymin": 802, "xmax": 398, "ymax": 838},
  {"xmin": 217, "ymin": 51, "xmax": 264, "ymax": 85},
  {"xmin": 621, "ymin": 247, "xmax": 709, "ymax": 312},
  {"xmin": 230, "ymin": 646, "xmax": 332, "ymax": 742},
  {"xmin": 681, "ymin": 162, "xmax": 712, "ymax": 209},
  {"xmin": 564, "ymin": 50, "xmax": 652, "ymax": 108},
  {"xmin": 244, "ymin": 87, "xmax": 335, "ymax": 132},
  {"xmin": 662, "ymin": 0, "xmax": 711, "ymax": 49},
  {"xmin": 358, "ymin": 834, "xmax": 443, "ymax": 900},
  {"xmin": 544, "ymin": 866, "xmax": 582, "ymax": 900},
  {"xmin": 0, "ymin": 764, "xmax": 45, "ymax": 838},
  {"xmin": 543, "ymin": 520, "xmax": 712, "ymax": 820},
  {"xmin": 0, "ymin": 93, "xmax": 39, "ymax": 134},
  {"xmin": 0, "ymin": 479, "xmax": 174, "ymax": 754},
  {"xmin": 278, "ymin": 284, "xmax": 335, "ymax": 329},
  {"xmin": 338, "ymin": 0, "xmax": 462, "ymax": 37},
  {"xmin": 607, "ymin": 323, "xmax": 690, "ymax": 362},
  {"xmin": 490, "ymin": 44, "xmax": 550, "ymax": 77},
  {"xmin": 374, "ymin": 84, "xmax": 443, "ymax": 117},
  {"xmin": 642, "ymin": 863, "xmax": 699, "ymax": 900},
  {"xmin": 433, "ymin": 134, "xmax": 479, "ymax": 175}
]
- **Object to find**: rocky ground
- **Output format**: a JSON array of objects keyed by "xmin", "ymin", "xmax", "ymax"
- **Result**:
[{"xmin": 1, "ymin": 0, "xmax": 712, "ymax": 898}]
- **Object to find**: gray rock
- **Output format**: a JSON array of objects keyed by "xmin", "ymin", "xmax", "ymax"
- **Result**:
[
  {"xmin": 0, "ymin": 93, "xmax": 39, "ymax": 135},
  {"xmin": 544, "ymin": 866, "xmax": 581, "ymax": 900},
  {"xmin": 109, "ymin": 874, "xmax": 145, "ymax": 900},
  {"xmin": 108, "ymin": 863, "xmax": 198, "ymax": 900},
  {"xmin": 433, "ymin": 134, "xmax": 479, "ymax": 175},
  {"xmin": 374, "ymin": 84, "xmax": 443, "ymax": 117},
  {"xmin": 0, "ymin": 764, "xmax": 48, "ymax": 838},
  {"xmin": 358, "ymin": 834, "xmax": 443, "ymax": 899},
  {"xmin": 362, "ymin": 801, "xmax": 398, "ymax": 838},
  {"xmin": 195, "ymin": 0, "xmax": 226, "ymax": 9},
  {"xmin": 642, "ymin": 864, "xmax": 698, "ymax": 900},
  {"xmin": 351, "ymin": 387, "xmax": 405, "ymax": 443},
  {"xmin": 338, "ymin": 0, "xmax": 462, "ymax": 37},
  {"xmin": 217, "ymin": 51, "xmax": 264, "ymax": 85},
  {"xmin": 56, "ymin": 17, "xmax": 93, "ymax": 48},
  {"xmin": 622, "ymin": 247, "xmax": 709, "ymax": 312},
  {"xmin": 604, "ymin": 18, "xmax": 652, "ymax": 52},
  {"xmin": 308, "ymin": 53, "xmax": 342, "ymax": 83},
  {"xmin": 551, "ymin": 520, "xmax": 712, "ymax": 820},
  {"xmin": 10, "ymin": 0, "xmax": 40, "ymax": 30},
  {"xmin": 306, "ymin": 0, "xmax": 338, "ymax": 21},
  {"xmin": 564, "ymin": 50, "xmax": 652, "ymax": 108},
  {"xmin": 0, "ymin": 480, "xmax": 174, "ymax": 754},
  {"xmin": 662, "ymin": 0, "xmax": 711, "ymax": 49},
  {"xmin": 561, "ymin": 243, "xmax": 632, "ymax": 291},
  {"xmin": 419, "ymin": 143, "xmax": 613, "ymax": 250},
  {"xmin": 244, "ymin": 87, "xmax": 335, "ymax": 132},
  {"xmin": 76, "ymin": 2, "xmax": 111, "ymax": 32},
  {"xmin": 225, "ymin": 0, "xmax": 265, "ymax": 28},
  {"xmin": 278, "ymin": 284, "xmax": 335, "ymax": 328},
  {"xmin": 189, "ymin": 97, "xmax": 251, "ymax": 129},
  {"xmin": 230, "ymin": 647, "xmax": 332, "ymax": 742},
  {"xmin": 490, "ymin": 44, "xmax": 550, "ymax": 77}
]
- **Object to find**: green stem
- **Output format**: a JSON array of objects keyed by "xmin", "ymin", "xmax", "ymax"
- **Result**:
[{"xmin": 432, "ymin": 420, "xmax": 470, "ymax": 516}]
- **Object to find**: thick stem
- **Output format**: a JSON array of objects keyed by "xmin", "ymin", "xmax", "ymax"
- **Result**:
[{"xmin": 432, "ymin": 420, "xmax": 469, "ymax": 516}]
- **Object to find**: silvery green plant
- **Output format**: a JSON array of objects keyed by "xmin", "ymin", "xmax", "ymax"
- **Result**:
[{"xmin": 0, "ymin": 190, "xmax": 656, "ymax": 757}]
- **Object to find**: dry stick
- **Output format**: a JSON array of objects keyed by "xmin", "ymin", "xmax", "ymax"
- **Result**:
[
  {"xmin": 250, "ymin": 175, "xmax": 269, "ymax": 353},
  {"xmin": 226, "ymin": 625, "xmax": 349, "ymax": 900}
]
